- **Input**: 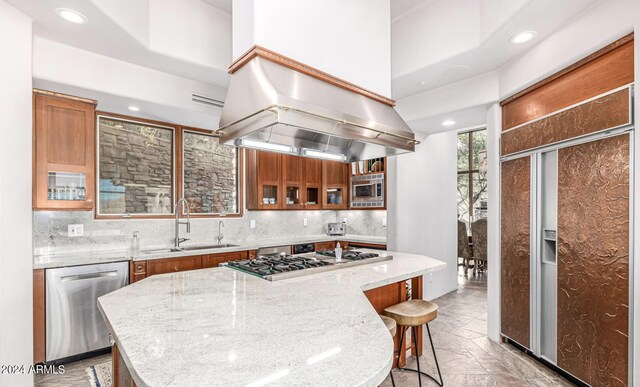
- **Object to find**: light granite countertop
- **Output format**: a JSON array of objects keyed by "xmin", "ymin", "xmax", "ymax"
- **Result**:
[
  {"xmin": 33, "ymin": 234, "xmax": 387, "ymax": 269},
  {"xmin": 98, "ymin": 250, "xmax": 446, "ymax": 387}
]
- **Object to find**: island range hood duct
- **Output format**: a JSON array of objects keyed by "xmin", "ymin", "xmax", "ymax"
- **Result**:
[{"xmin": 216, "ymin": 48, "xmax": 419, "ymax": 162}]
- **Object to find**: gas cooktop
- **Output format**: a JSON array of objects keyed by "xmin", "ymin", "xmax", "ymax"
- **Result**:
[
  {"xmin": 226, "ymin": 256, "xmax": 332, "ymax": 277},
  {"xmin": 225, "ymin": 251, "xmax": 392, "ymax": 281},
  {"xmin": 315, "ymin": 250, "xmax": 380, "ymax": 260}
]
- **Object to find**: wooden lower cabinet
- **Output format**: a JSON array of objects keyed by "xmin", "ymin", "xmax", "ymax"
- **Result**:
[
  {"xmin": 33, "ymin": 269, "xmax": 46, "ymax": 364},
  {"xmin": 146, "ymin": 256, "xmax": 203, "ymax": 277},
  {"xmin": 129, "ymin": 261, "xmax": 147, "ymax": 284},
  {"xmin": 201, "ymin": 251, "xmax": 248, "ymax": 268},
  {"xmin": 364, "ymin": 276, "xmax": 423, "ymax": 368},
  {"xmin": 131, "ymin": 251, "xmax": 250, "ymax": 283},
  {"xmin": 314, "ymin": 241, "xmax": 336, "ymax": 251},
  {"xmin": 345, "ymin": 241, "xmax": 387, "ymax": 250},
  {"xmin": 113, "ymin": 343, "xmax": 136, "ymax": 387}
]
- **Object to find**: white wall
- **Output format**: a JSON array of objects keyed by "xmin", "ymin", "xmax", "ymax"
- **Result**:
[
  {"xmin": 499, "ymin": 0, "xmax": 635, "ymax": 99},
  {"xmin": 149, "ymin": 0, "xmax": 231, "ymax": 69},
  {"xmin": 387, "ymin": 132, "xmax": 458, "ymax": 300},
  {"xmin": 485, "ymin": 103, "xmax": 501, "ymax": 342},
  {"xmin": 32, "ymin": 37, "xmax": 226, "ymax": 129},
  {"xmin": 232, "ymin": 0, "xmax": 392, "ymax": 96},
  {"xmin": 0, "ymin": 2, "xmax": 33, "ymax": 386}
]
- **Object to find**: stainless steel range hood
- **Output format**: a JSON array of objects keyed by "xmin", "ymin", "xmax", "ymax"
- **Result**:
[{"xmin": 216, "ymin": 50, "xmax": 418, "ymax": 162}]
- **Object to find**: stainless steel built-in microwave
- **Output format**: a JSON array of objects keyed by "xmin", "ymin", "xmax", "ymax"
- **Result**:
[{"xmin": 350, "ymin": 173, "xmax": 384, "ymax": 208}]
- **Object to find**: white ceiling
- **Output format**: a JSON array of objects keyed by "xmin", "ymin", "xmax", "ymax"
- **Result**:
[
  {"xmin": 7, "ymin": 0, "xmax": 605, "ymax": 134},
  {"xmin": 6, "ymin": 0, "xmax": 232, "ymax": 87},
  {"xmin": 391, "ymin": 0, "xmax": 601, "ymax": 98},
  {"xmin": 199, "ymin": 0, "xmax": 231, "ymax": 14}
]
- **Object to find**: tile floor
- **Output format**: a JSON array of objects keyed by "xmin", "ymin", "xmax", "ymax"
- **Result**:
[
  {"xmin": 37, "ymin": 268, "xmax": 573, "ymax": 387},
  {"xmin": 380, "ymin": 269, "xmax": 574, "ymax": 386}
]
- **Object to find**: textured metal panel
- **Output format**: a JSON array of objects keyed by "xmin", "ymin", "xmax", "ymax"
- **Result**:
[
  {"xmin": 501, "ymin": 156, "xmax": 531, "ymax": 348},
  {"xmin": 502, "ymin": 88, "xmax": 631, "ymax": 156},
  {"xmin": 557, "ymin": 134, "xmax": 629, "ymax": 386}
]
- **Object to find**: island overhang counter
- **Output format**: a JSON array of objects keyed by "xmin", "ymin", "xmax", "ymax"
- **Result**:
[{"xmin": 98, "ymin": 250, "xmax": 446, "ymax": 387}]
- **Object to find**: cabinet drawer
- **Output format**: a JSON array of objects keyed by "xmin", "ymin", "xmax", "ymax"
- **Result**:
[
  {"xmin": 146, "ymin": 256, "xmax": 202, "ymax": 276},
  {"xmin": 315, "ymin": 241, "xmax": 336, "ymax": 251},
  {"xmin": 202, "ymin": 251, "xmax": 248, "ymax": 268}
]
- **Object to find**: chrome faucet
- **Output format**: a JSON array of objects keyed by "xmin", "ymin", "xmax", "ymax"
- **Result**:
[
  {"xmin": 174, "ymin": 198, "xmax": 191, "ymax": 250},
  {"xmin": 217, "ymin": 221, "xmax": 224, "ymax": 245}
]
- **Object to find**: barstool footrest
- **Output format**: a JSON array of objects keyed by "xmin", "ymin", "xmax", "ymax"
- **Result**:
[{"xmin": 398, "ymin": 361, "xmax": 443, "ymax": 387}]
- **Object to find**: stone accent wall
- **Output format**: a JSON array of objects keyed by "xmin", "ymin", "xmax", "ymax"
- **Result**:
[
  {"xmin": 98, "ymin": 119, "xmax": 238, "ymax": 215},
  {"xmin": 99, "ymin": 119, "xmax": 173, "ymax": 214},
  {"xmin": 183, "ymin": 132, "xmax": 237, "ymax": 214}
]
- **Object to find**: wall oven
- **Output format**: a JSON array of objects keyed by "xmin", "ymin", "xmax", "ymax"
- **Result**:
[{"xmin": 350, "ymin": 173, "xmax": 384, "ymax": 208}]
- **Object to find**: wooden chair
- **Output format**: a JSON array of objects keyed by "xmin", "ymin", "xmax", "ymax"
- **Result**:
[
  {"xmin": 457, "ymin": 220, "xmax": 472, "ymax": 274},
  {"xmin": 471, "ymin": 218, "xmax": 487, "ymax": 275}
]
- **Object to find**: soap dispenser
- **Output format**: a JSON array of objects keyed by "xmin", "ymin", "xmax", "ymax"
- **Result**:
[
  {"xmin": 131, "ymin": 231, "xmax": 140, "ymax": 255},
  {"xmin": 335, "ymin": 242, "xmax": 343, "ymax": 262}
]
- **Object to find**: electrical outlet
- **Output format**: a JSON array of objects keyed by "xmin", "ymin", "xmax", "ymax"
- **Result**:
[
  {"xmin": 68, "ymin": 224, "xmax": 84, "ymax": 237},
  {"xmin": 303, "ymin": 218, "xmax": 308, "ymax": 227},
  {"xmin": 382, "ymin": 217, "xmax": 387, "ymax": 228},
  {"xmin": 342, "ymin": 217, "xmax": 348, "ymax": 224},
  {"xmin": 250, "ymin": 220, "xmax": 256, "ymax": 229}
]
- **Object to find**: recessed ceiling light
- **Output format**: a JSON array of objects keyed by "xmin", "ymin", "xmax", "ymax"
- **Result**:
[
  {"xmin": 128, "ymin": 106, "xmax": 140, "ymax": 112},
  {"xmin": 442, "ymin": 120, "xmax": 456, "ymax": 126},
  {"xmin": 510, "ymin": 31, "xmax": 537, "ymax": 44},
  {"xmin": 55, "ymin": 8, "xmax": 88, "ymax": 24},
  {"xmin": 420, "ymin": 81, "xmax": 427, "ymax": 86}
]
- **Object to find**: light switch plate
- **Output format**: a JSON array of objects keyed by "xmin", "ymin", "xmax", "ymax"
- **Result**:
[
  {"xmin": 68, "ymin": 224, "xmax": 84, "ymax": 237},
  {"xmin": 303, "ymin": 218, "xmax": 308, "ymax": 227},
  {"xmin": 382, "ymin": 217, "xmax": 387, "ymax": 227},
  {"xmin": 250, "ymin": 220, "xmax": 256, "ymax": 229}
]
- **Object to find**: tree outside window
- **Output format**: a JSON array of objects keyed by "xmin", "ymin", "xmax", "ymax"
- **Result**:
[{"xmin": 457, "ymin": 129, "xmax": 487, "ymax": 232}]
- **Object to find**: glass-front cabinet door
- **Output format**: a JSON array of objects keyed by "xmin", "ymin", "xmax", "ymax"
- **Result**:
[
  {"xmin": 257, "ymin": 151, "xmax": 282, "ymax": 209},
  {"xmin": 48, "ymin": 172, "xmax": 87, "ymax": 201},
  {"xmin": 321, "ymin": 160, "xmax": 348, "ymax": 209},
  {"xmin": 282, "ymin": 155, "xmax": 304, "ymax": 209},
  {"xmin": 33, "ymin": 93, "xmax": 96, "ymax": 210},
  {"xmin": 304, "ymin": 158, "xmax": 322, "ymax": 209}
]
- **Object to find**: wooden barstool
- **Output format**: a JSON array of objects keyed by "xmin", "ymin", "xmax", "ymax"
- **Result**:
[
  {"xmin": 383, "ymin": 300, "xmax": 443, "ymax": 387},
  {"xmin": 380, "ymin": 315, "xmax": 397, "ymax": 387}
]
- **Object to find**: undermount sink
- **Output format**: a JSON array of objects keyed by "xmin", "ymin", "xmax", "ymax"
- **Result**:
[
  {"xmin": 180, "ymin": 244, "xmax": 239, "ymax": 251},
  {"xmin": 140, "ymin": 244, "xmax": 239, "ymax": 254}
]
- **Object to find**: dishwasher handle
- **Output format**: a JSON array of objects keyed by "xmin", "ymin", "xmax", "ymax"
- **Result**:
[{"xmin": 60, "ymin": 271, "xmax": 119, "ymax": 282}]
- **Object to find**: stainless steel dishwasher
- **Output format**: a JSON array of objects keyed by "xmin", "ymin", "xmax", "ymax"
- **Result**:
[{"xmin": 46, "ymin": 261, "xmax": 129, "ymax": 362}]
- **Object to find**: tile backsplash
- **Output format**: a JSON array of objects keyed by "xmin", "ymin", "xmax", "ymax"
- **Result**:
[{"xmin": 33, "ymin": 210, "xmax": 387, "ymax": 255}]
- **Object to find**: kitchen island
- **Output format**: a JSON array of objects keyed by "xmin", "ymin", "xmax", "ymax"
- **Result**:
[{"xmin": 98, "ymin": 250, "xmax": 446, "ymax": 387}]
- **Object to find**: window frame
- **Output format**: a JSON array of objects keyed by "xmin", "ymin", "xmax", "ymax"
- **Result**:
[
  {"xmin": 95, "ymin": 112, "xmax": 243, "ymax": 219},
  {"xmin": 457, "ymin": 127, "xmax": 487, "ymax": 226},
  {"xmin": 177, "ymin": 127, "xmax": 243, "ymax": 218}
]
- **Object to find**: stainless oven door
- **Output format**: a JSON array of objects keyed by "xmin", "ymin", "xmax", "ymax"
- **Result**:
[
  {"xmin": 46, "ymin": 261, "xmax": 129, "ymax": 362},
  {"xmin": 352, "ymin": 181, "xmax": 376, "ymax": 200}
]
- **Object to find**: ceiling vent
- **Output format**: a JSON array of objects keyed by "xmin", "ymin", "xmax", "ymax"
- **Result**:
[{"xmin": 192, "ymin": 93, "xmax": 224, "ymax": 108}]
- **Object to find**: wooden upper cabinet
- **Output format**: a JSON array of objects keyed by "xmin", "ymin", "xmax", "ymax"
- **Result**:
[
  {"xmin": 246, "ymin": 149, "xmax": 283, "ymax": 209},
  {"xmin": 282, "ymin": 155, "xmax": 305, "ymax": 209},
  {"xmin": 304, "ymin": 158, "xmax": 322, "ymax": 210},
  {"xmin": 33, "ymin": 92, "xmax": 96, "ymax": 210},
  {"xmin": 246, "ymin": 150, "xmax": 350, "ymax": 210},
  {"xmin": 322, "ymin": 160, "xmax": 349, "ymax": 209}
]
